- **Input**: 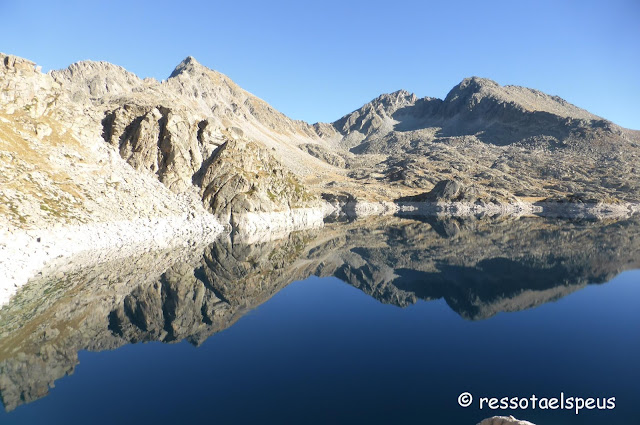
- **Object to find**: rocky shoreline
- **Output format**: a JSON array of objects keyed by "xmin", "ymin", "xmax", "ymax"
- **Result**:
[
  {"xmin": 4, "ymin": 198, "xmax": 637, "ymax": 305},
  {"xmin": 0, "ymin": 212, "xmax": 223, "ymax": 306},
  {"xmin": 331, "ymin": 199, "xmax": 640, "ymax": 220},
  {"xmin": 2, "ymin": 196, "xmax": 637, "ymax": 308},
  {"xmin": 0, "ymin": 205, "xmax": 331, "ymax": 308},
  {"xmin": 230, "ymin": 206, "xmax": 328, "ymax": 233}
]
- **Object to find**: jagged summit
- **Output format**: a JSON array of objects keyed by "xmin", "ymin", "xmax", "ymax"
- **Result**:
[
  {"xmin": 369, "ymin": 89, "xmax": 418, "ymax": 112},
  {"xmin": 344, "ymin": 89, "xmax": 418, "ymax": 114},
  {"xmin": 332, "ymin": 74, "xmax": 615, "ymax": 145},
  {"xmin": 61, "ymin": 59, "xmax": 135, "ymax": 77},
  {"xmin": 168, "ymin": 55, "xmax": 207, "ymax": 79},
  {"xmin": 375, "ymin": 89, "xmax": 416, "ymax": 101},
  {"xmin": 181, "ymin": 55, "xmax": 199, "ymax": 65},
  {"xmin": 50, "ymin": 59, "xmax": 142, "ymax": 98},
  {"xmin": 442, "ymin": 75, "xmax": 600, "ymax": 121},
  {"xmin": 52, "ymin": 59, "xmax": 140, "ymax": 85},
  {"xmin": 443, "ymin": 76, "xmax": 498, "ymax": 102},
  {"xmin": 332, "ymin": 89, "xmax": 421, "ymax": 138}
]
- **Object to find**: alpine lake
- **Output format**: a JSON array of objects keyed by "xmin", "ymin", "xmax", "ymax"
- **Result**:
[{"xmin": 1, "ymin": 215, "xmax": 638, "ymax": 425}]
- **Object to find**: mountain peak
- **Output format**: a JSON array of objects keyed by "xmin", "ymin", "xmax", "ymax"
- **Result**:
[
  {"xmin": 50, "ymin": 59, "xmax": 142, "ymax": 98},
  {"xmin": 444, "ymin": 76, "xmax": 499, "ymax": 103},
  {"xmin": 441, "ymin": 76, "xmax": 600, "ymax": 122},
  {"xmin": 367, "ymin": 89, "xmax": 418, "ymax": 112},
  {"xmin": 181, "ymin": 56, "xmax": 200, "ymax": 66},
  {"xmin": 169, "ymin": 56, "xmax": 206, "ymax": 79},
  {"xmin": 460, "ymin": 76, "xmax": 499, "ymax": 88}
]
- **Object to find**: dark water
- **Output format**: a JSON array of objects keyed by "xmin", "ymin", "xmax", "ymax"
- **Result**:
[{"xmin": 0, "ymin": 216, "xmax": 639, "ymax": 424}]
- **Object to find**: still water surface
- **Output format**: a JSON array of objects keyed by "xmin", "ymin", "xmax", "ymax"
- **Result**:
[{"xmin": 0, "ymin": 217, "xmax": 638, "ymax": 424}]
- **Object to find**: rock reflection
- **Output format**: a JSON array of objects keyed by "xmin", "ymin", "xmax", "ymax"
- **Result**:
[{"xmin": 1, "ymin": 216, "xmax": 639, "ymax": 411}]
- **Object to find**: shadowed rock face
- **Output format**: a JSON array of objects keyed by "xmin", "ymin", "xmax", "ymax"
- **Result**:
[
  {"xmin": 333, "ymin": 78, "xmax": 622, "ymax": 149},
  {"xmin": 1, "ymin": 217, "xmax": 639, "ymax": 410}
]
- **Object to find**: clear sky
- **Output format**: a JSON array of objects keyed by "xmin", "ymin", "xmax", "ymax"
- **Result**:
[{"xmin": 1, "ymin": 0, "xmax": 638, "ymax": 129}]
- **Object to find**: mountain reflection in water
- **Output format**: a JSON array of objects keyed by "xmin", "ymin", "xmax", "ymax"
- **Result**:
[{"xmin": 0, "ymin": 216, "xmax": 639, "ymax": 416}]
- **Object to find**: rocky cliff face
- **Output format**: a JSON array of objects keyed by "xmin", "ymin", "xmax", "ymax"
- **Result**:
[
  {"xmin": 100, "ymin": 101, "xmax": 319, "ymax": 223},
  {"xmin": 57, "ymin": 56, "xmax": 328, "ymax": 218},
  {"xmin": 199, "ymin": 139, "xmax": 318, "ymax": 224},
  {"xmin": 0, "ymin": 52, "xmax": 331, "ymax": 234},
  {"xmin": 0, "ymin": 53, "xmax": 215, "ymax": 231}
]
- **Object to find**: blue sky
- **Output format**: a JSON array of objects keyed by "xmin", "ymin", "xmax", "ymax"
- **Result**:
[{"xmin": 1, "ymin": 0, "xmax": 638, "ymax": 128}]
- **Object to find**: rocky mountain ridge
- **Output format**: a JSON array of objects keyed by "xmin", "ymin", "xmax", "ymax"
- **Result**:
[
  {"xmin": 321, "ymin": 76, "xmax": 640, "ymax": 206},
  {"xmin": 3, "ymin": 52, "xmax": 640, "ymax": 233},
  {"xmin": 0, "ymin": 55, "xmax": 331, "ymax": 234},
  {"xmin": 331, "ymin": 76, "xmax": 619, "ymax": 145}
]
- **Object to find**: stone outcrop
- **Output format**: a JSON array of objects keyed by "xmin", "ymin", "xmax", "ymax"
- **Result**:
[
  {"xmin": 398, "ymin": 179, "xmax": 515, "ymax": 204},
  {"xmin": 198, "ymin": 139, "xmax": 319, "ymax": 223},
  {"xmin": 100, "ymin": 102, "xmax": 322, "ymax": 224},
  {"xmin": 477, "ymin": 416, "xmax": 536, "ymax": 425},
  {"xmin": 101, "ymin": 103, "xmax": 205, "ymax": 193},
  {"xmin": 298, "ymin": 142, "xmax": 356, "ymax": 168}
]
